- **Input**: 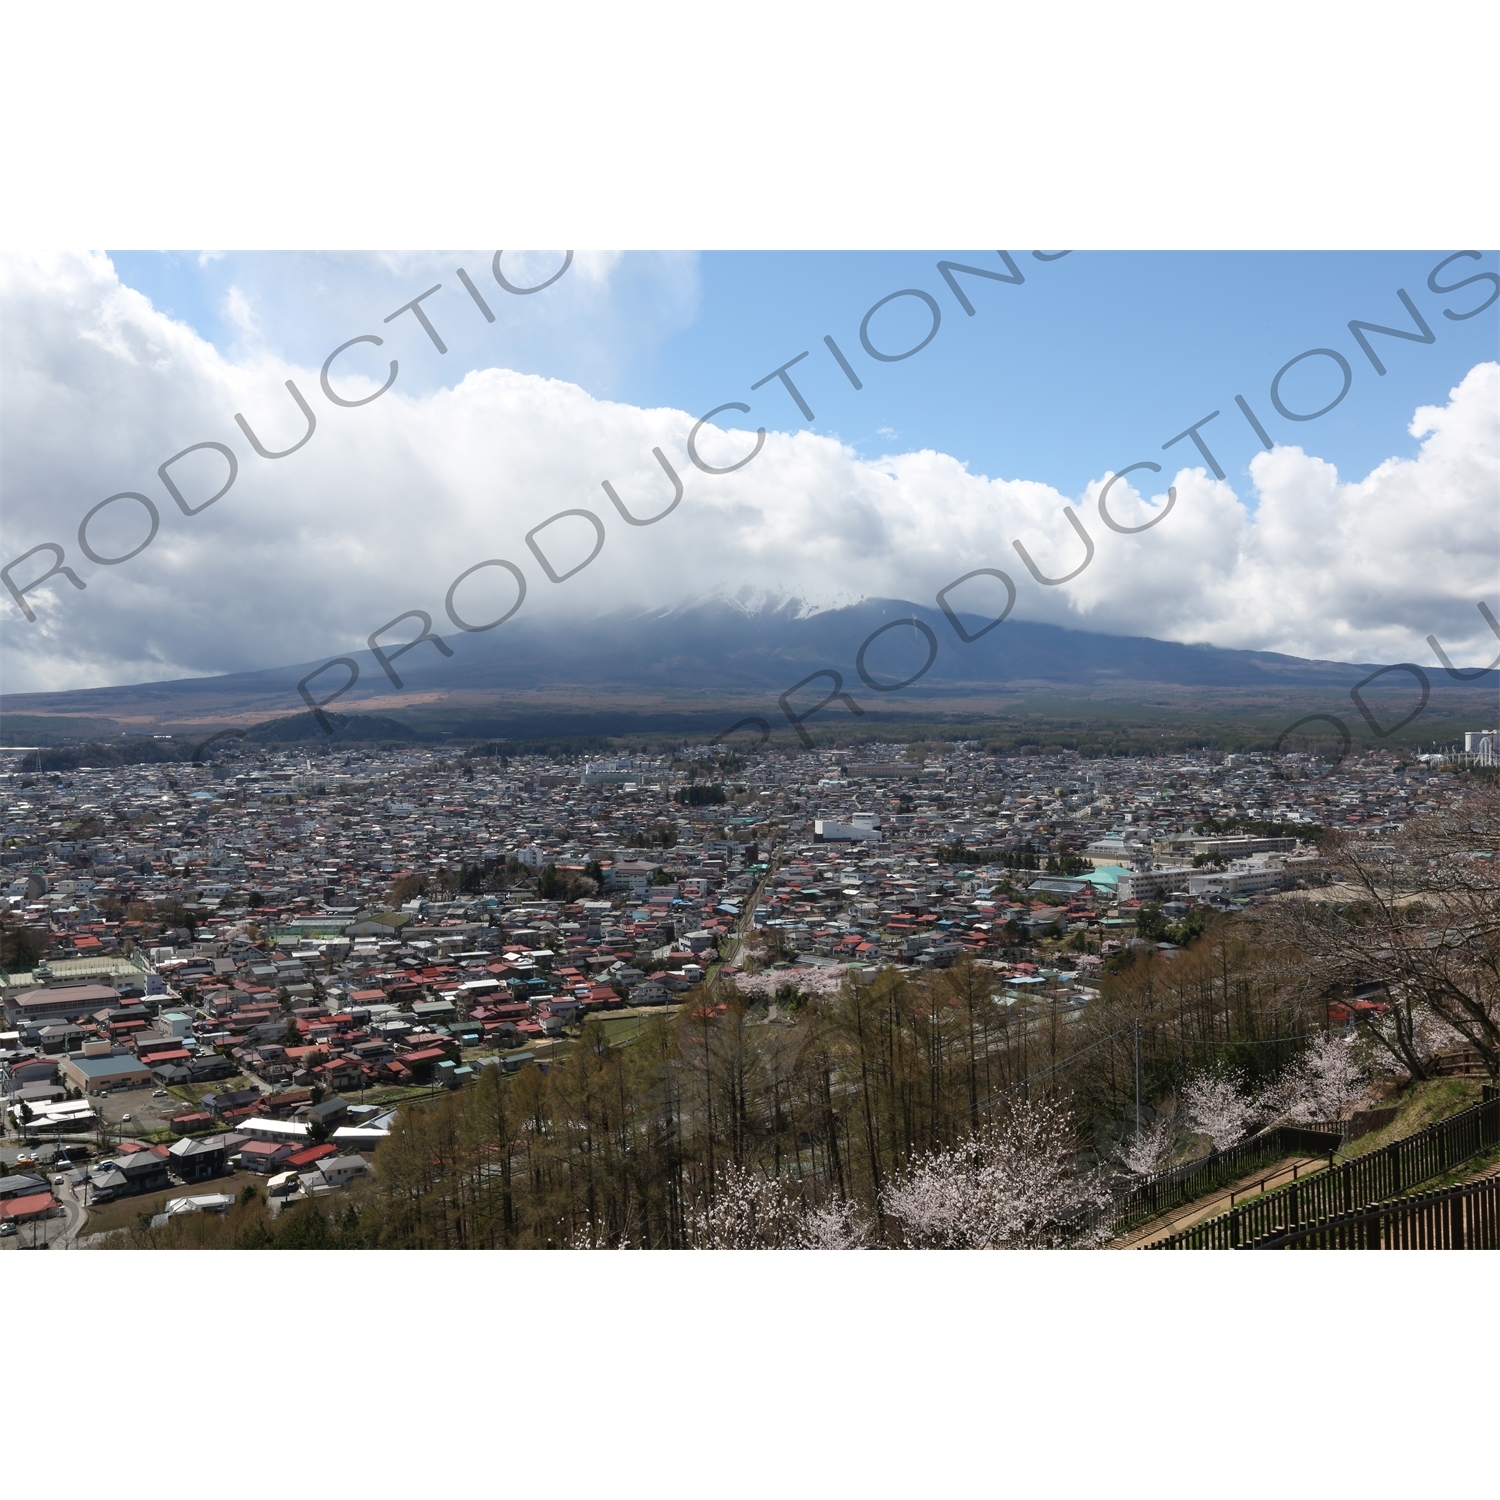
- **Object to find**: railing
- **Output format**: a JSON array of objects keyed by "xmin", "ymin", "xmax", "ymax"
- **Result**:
[
  {"xmin": 1145, "ymin": 1088, "xmax": 1500, "ymax": 1249},
  {"xmin": 1247, "ymin": 1174, "xmax": 1500, "ymax": 1250},
  {"xmin": 1428, "ymin": 1047, "xmax": 1491, "ymax": 1079},
  {"xmin": 1107, "ymin": 1125, "xmax": 1340, "ymax": 1233},
  {"xmin": 1282, "ymin": 1119, "xmax": 1348, "ymax": 1140}
]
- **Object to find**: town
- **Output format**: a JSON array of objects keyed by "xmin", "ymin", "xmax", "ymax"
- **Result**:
[{"xmin": 2, "ymin": 727, "xmax": 1490, "ymax": 1247}]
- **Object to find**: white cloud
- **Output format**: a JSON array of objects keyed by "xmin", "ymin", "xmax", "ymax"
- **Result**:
[
  {"xmin": 220, "ymin": 285, "xmax": 258, "ymax": 340},
  {"xmin": 1, "ymin": 252, "xmax": 1496, "ymax": 694}
]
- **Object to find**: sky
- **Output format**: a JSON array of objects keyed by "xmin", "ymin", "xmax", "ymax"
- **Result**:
[
  {"xmin": 2, "ymin": 249, "xmax": 1497, "ymax": 695},
  {"xmin": 105, "ymin": 248, "xmax": 1498, "ymax": 493}
]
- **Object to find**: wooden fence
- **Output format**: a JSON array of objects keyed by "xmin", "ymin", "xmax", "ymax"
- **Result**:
[
  {"xmin": 1247, "ymin": 1174, "xmax": 1500, "ymax": 1250},
  {"xmin": 1291, "ymin": 1107, "xmax": 1398, "ymax": 1142},
  {"xmin": 1102, "ymin": 1126, "xmax": 1341, "ymax": 1235},
  {"xmin": 1144, "ymin": 1087, "xmax": 1500, "ymax": 1249},
  {"xmin": 1428, "ymin": 1048, "xmax": 1492, "ymax": 1079}
]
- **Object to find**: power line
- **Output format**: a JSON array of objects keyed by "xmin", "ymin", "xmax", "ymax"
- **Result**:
[
  {"xmin": 971, "ymin": 1024, "xmax": 1136, "ymax": 1115},
  {"xmin": 969, "ymin": 1023, "xmax": 1322, "ymax": 1116}
]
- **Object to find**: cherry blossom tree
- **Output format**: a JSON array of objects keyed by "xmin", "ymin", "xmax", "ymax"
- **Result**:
[
  {"xmin": 1259, "ymin": 1029, "xmax": 1372, "ymax": 1124},
  {"xmin": 730, "ymin": 966, "xmax": 849, "ymax": 1001},
  {"xmin": 688, "ymin": 1162, "xmax": 870, "ymax": 1248},
  {"xmin": 797, "ymin": 1196, "xmax": 871, "ymax": 1250},
  {"xmin": 1114, "ymin": 1110, "xmax": 1179, "ymax": 1177},
  {"xmin": 880, "ymin": 1096, "xmax": 1111, "ymax": 1249},
  {"xmin": 1182, "ymin": 1069, "xmax": 1256, "ymax": 1152},
  {"xmin": 1368, "ymin": 998, "xmax": 1468, "ymax": 1080}
]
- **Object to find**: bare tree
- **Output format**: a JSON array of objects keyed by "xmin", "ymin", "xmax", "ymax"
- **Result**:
[{"xmin": 1270, "ymin": 782, "xmax": 1500, "ymax": 1081}]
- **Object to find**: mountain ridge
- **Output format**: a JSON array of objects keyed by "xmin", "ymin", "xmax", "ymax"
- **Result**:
[{"xmin": 3, "ymin": 598, "xmax": 1492, "ymax": 739}]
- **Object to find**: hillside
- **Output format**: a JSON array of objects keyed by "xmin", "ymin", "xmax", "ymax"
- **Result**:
[{"xmin": 3, "ymin": 597, "xmax": 1493, "ymax": 749}]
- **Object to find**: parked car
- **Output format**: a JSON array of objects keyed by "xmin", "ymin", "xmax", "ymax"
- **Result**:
[
  {"xmin": 0, "ymin": 1222, "xmax": 18, "ymax": 1238},
  {"xmin": 152, "ymin": 1089, "xmax": 167, "ymax": 1097},
  {"xmin": 120, "ymin": 1114, "xmax": 131, "ymax": 1122}
]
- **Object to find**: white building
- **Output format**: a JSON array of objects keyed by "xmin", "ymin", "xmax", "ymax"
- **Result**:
[
  {"xmin": 1116, "ymin": 866, "xmax": 1195, "ymax": 902},
  {"xmin": 814, "ymin": 819, "xmax": 882, "ymax": 843},
  {"xmin": 1187, "ymin": 858, "xmax": 1292, "ymax": 898},
  {"xmin": 1085, "ymin": 834, "xmax": 1149, "ymax": 869},
  {"xmin": 5, "ymin": 1097, "xmax": 94, "ymax": 1132},
  {"xmin": 235, "ymin": 1116, "xmax": 310, "ymax": 1145},
  {"xmin": 605, "ymin": 860, "xmax": 662, "ymax": 895},
  {"xmin": 581, "ymin": 760, "xmax": 637, "ymax": 786},
  {"xmin": 307, "ymin": 1155, "xmax": 370, "ymax": 1191}
]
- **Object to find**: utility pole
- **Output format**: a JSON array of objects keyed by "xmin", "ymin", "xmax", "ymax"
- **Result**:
[{"xmin": 1134, "ymin": 1018, "xmax": 1142, "ymax": 1139}]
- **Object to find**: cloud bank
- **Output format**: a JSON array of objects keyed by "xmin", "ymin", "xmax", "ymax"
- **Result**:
[{"xmin": 1, "ymin": 252, "xmax": 1496, "ymax": 695}]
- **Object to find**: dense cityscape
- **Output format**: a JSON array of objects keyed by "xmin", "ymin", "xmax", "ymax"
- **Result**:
[{"xmin": 2, "ymin": 730, "xmax": 1492, "ymax": 1247}]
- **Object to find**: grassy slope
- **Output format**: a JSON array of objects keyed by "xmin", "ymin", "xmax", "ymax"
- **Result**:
[{"xmin": 1342, "ymin": 1078, "xmax": 1483, "ymax": 1159}]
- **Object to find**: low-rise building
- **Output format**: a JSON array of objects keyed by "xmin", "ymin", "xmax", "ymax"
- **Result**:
[
  {"xmin": 4, "ymin": 984, "xmax": 122, "ymax": 1027},
  {"xmin": 61, "ymin": 1051, "xmax": 154, "ymax": 1094},
  {"xmin": 1116, "ymin": 866, "xmax": 1196, "ymax": 903},
  {"xmin": 235, "ymin": 1116, "xmax": 311, "ymax": 1146},
  {"xmin": 312, "ymin": 1155, "xmax": 370, "ymax": 1190},
  {"xmin": 813, "ymin": 819, "xmax": 883, "ymax": 843},
  {"xmin": 87, "ymin": 1151, "xmax": 170, "ymax": 1201},
  {"xmin": 167, "ymin": 1134, "xmax": 232, "ymax": 1182},
  {"xmin": 236, "ymin": 1139, "xmax": 296, "ymax": 1173},
  {"xmin": 1186, "ymin": 860, "xmax": 1291, "ymax": 898},
  {"xmin": 0, "ymin": 1172, "xmax": 50, "ymax": 1201},
  {"xmin": 0, "ymin": 1190, "xmax": 59, "ymax": 1223}
]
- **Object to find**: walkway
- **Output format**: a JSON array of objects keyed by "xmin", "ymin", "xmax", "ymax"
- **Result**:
[{"xmin": 1112, "ymin": 1154, "xmax": 1330, "ymax": 1249}]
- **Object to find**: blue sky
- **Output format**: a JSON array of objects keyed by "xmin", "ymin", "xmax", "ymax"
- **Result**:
[{"xmin": 110, "ymin": 249, "xmax": 1498, "ymax": 497}]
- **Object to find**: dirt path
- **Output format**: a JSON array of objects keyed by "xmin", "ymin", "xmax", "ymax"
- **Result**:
[{"xmin": 1112, "ymin": 1155, "xmax": 1330, "ymax": 1249}]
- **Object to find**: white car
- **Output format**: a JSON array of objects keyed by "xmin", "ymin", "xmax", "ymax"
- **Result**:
[
  {"xmin": 120, "ymin": 1113, "xmax": 131, "ymax": 1122},
  {"xmin": 152, "ymin": 1089, "xmax": 167, "ymax": 1097}
]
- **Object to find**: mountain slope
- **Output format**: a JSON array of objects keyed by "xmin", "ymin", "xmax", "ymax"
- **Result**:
[{"xmin": 2, "ymin": 597, "xmax": 1493, "ymax": 738}]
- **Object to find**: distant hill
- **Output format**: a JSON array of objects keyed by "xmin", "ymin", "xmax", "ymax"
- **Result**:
[
  {"xmin": 12, "ymin": 713, "xmax": 425, "ymax": 771},
  {"xmin": 243, "ymin": 712, "xmax": 422, "ymax": 744},
  {"xmin": 2, "ymin": 597, "xmax": 1494, "ymax": 747}
]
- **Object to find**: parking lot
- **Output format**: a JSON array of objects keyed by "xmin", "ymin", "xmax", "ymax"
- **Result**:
[{"xmin": 93, "ymin": 1083, "xmax": 188, "ymax": 1135}]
